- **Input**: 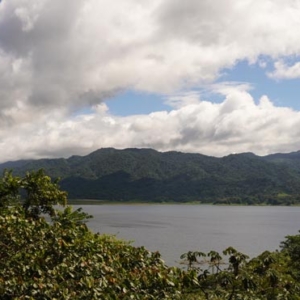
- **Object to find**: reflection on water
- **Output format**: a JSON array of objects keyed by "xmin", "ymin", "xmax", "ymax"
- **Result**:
[{"xmin": 73, "ymin": 204, "xmax": 300, "ymax": 266}]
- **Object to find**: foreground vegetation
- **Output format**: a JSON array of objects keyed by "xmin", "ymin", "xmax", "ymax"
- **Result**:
[{"xmin": 1, "ymin": 170, "xmax": 300, "ymax": 299}]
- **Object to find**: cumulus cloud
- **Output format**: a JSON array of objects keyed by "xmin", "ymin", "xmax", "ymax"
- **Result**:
[
  {"xmin": 1, "ymin": 0, "xmax": 300, "ymax": 112},
  {"xmin": 1, "ymin": 0, "xmax": 300, "ymax": 161},
  {"xmin": 268, "ymin": 60, "xmax": 300, "ymax": 79},
  {"xmin": 1, "ymin": 87, "xmax": 300, "ymax": 162}
]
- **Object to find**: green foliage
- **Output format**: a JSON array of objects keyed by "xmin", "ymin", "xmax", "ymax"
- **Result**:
[
  {"xmin": 180, "ymin": 246, "xmax": 300, "ymax": 299},
  {"xmin": 0, "ymin": 170, "xmax": 194, "ymax": 299},
  {"xmin": 2, "ymin": 170, "xmax": 300, "ymax": 299},
  {"xmin": 280, "ymin": 230, "xmax": 300, "ymax": 280},
  {"xmin": 0, "ymin": 207, "xmax": 191, "ymax": 299},
  {"xmin": 0, "ymin": 169, "xmax": 67, "ymax": 219},
  {"xmin": 21, "ymin": 169, "xmax": 67, "ymax": 218},
  {"xmin": 0, "ymin": 170, "xmax": 21, "ymax": 208},
  {"xmin": 2, "ymin": 148, "xmax": 300, "ymax": 203}
]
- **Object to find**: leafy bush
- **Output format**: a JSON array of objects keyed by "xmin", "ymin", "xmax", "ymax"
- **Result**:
[
  {"xmin": 0, "ymin": 170, "xmax": 194, "ymax": 299},
  {"xmin": 180, "ymin": 246, "xmax": 300, "ymax": 299},
  {"xmin": 1, "ymin": 170, "xmax": 300, "ymax": 299}
]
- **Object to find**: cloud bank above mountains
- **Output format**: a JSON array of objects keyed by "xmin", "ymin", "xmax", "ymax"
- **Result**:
[
  {"xmin": 2, "ymin": 87, "xmax": 300, "ymax": 162},
  {"xmin": 0, "ymin": 0, "xmax": 300, "ymax": 162}
]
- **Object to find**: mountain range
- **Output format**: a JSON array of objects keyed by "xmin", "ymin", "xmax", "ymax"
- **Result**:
[{"xmin": 1, "ymin": 148, "xmax": 300, "ymax": 204}]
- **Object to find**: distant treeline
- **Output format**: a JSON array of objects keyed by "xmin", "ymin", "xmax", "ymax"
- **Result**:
[{"xmin": 1, "ymin": 147, "xmax": 300, "ymax": 204}]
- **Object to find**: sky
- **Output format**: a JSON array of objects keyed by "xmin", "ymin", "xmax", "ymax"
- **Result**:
[{"xmin": 0, "ymin": 0, "xmax": 300, "ymax": 162}]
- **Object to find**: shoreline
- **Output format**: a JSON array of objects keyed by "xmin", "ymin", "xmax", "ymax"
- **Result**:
[{"xmin": 67, "ymin": 199, "xmax": 300, "ymax": 206}]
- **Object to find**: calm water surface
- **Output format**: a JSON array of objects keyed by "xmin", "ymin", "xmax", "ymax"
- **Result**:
[{"xmin": 74, "ymin": 205, "xmax": 300, "ymax": 266}]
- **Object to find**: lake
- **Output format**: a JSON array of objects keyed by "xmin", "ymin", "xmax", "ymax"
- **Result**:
[{"xmin": 73, "ymin": 204, "xmax": 300, "ymax": 266}]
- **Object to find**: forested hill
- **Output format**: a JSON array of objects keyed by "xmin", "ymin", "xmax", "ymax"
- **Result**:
[{"xmin": 1, "ymin": 148, "xmax": 300, "ymax": 204}]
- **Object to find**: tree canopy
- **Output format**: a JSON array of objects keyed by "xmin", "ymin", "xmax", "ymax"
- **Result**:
[
  {"xmin": 1, "ymin": 170, "xmax": 300, "ymax": 299},
  {"xmin": 2, "ymin": 148, "xmax": 300, "ymax": 204}
]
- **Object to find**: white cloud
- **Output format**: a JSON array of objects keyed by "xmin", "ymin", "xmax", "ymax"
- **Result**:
[
  {"xmin": 164, "ymin": 91, "xmax": 202, "ymax": 108},
  {"xmin": 1, "ymin": 0, "xmax": 300, "ymax": 161},
  {"xmin": 0, "ymin": 87, "xmax": 300, "ymax": 162},
  {"xmin": 267, "ymin": 60, "xmax": 300, "ymax": 79},
  {"xmin": 1, "ymin": 0, "xmax": 300, "ymax": 114}
]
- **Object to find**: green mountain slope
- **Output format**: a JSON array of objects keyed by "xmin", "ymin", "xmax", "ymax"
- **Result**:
[
  {"xmin": 264, "ymin": 151, "xmax": 300, "ymax": 174},
  {"xmin": 1, "ymin": 148, "xmax": 300, "ymax": 204}
]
